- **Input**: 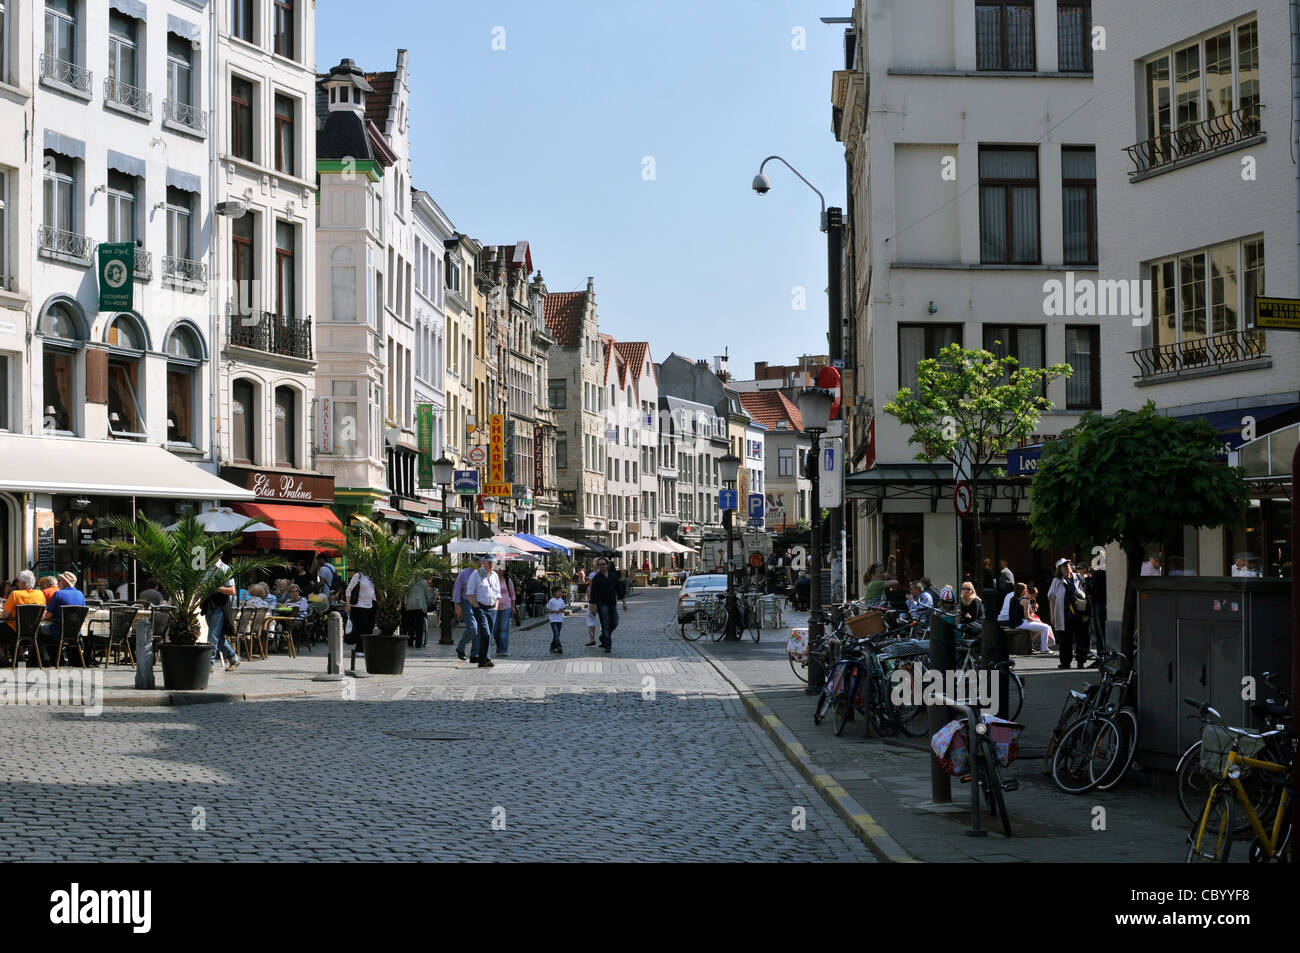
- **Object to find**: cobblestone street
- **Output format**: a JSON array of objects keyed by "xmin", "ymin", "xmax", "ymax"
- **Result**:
[{"xmin": 0, "ymin": 592, "xmax": 872, "ymax": 862}]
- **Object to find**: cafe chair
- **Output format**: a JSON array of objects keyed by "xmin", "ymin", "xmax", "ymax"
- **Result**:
[
  {"xmin": 41, "ymin": 603, "xmax": 91, "ymax": 668},
  {"xmin": 98, "ymin": 604, "xmax": 137, "ymax": 668},
  {"xmin": 8, "ymin": 604, "xmax": 47, "ymax": 669},
  {"xmin": 148, "ymin": 606, "xmax": 174, "ymax": 667}
]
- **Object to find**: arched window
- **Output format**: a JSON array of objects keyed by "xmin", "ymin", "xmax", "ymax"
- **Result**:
[
  {"xmin": 39, "ymin": 299, "xmax": 86, "ymax": 435},
  {"xmin": 274, "ymin": 385, "xmax": 297, "ymax": 467},
  {"xmin": 231, "ymin": 379, "xmax": 257, "ymax": 464},
  {"xmin": 165, "ymin": 323, "xmax": 204, "ymax": 446},
  {"xmin": 105, "ymin": 313, "xmax": 148, "ymax": 440}
]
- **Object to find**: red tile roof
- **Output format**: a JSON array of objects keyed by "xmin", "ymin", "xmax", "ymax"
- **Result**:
[
  {"xmin": 543, "ymin": 292, "xmax": 585, "ymax": 346},
  {"xmin": 613, "ymin": 341, "xmax": 651, "ymax": 382},
  {"xmin": 363, "ymin": 71, "xmax": 396, "ymax": 129},
  {"xmin": 738, "ymin": 390, "xmax": 802, "ymax": 432}
]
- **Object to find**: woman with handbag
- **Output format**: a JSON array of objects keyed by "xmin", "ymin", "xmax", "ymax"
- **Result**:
[
  {"xmin": 493, "ymin": 567, "xmax": 517, "ymax": 657},
  {"xmin": 1047, "ymin": 559, "xmax": 1088, "ymax": 669}
]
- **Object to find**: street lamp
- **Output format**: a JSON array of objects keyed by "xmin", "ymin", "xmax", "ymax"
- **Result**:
[
  {"xmin": 751, "ymin": 155, "xmax": 828, "ymax": 231},
  {"xmin": 798, "ymin": 386, "xmax": 834, "ymax": 692},
  {"xmin": 433, "ymin": 453, "xmax": 455, "ymax": 644},
  {"xmin": 719, "ymin": 452, "xmax": 742, "ymax": 639}
]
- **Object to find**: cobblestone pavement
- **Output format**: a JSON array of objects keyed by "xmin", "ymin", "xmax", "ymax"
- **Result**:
[{"xmin": 0, "ymin": 591, "xmax": 872, "ymax": 862}]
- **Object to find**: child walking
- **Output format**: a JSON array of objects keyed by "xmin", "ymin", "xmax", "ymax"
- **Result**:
[
  {"xmin": 545, "ymin": 587, "xmax": 567, "ymax": 654},
  {"xmin": 585, "ymin": 602, "xmax": 598, "ymax": 646}
]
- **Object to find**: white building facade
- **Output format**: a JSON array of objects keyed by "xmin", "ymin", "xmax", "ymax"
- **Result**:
[{"xmin": 411, "ymin": 187, "xmax": 451, "ymax": 521}]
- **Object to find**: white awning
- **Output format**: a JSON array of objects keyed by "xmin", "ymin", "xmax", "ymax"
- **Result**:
[{"xmin": 0, "ymin": 435, "xmax": 256, "ymax": 500}]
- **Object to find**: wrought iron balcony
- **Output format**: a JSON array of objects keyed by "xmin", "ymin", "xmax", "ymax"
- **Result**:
[
  {"xmin": 228, "ymin": 310, "xmax": 314, "ymax": 361},
  {"xmin": 1124, "ymin": 105, "xmax": 1262, "ymax": 176},
  {"xmin": 163, "ymin": 255, "xmax": 207, "ymax": 289},
  {"xmin": 1130, "ymin": 329, "xmax": 1267, "ymax": 379},
  {"xmin": 162, "ymin": 99, "xmax": 207, "ymax": 133},
  {"xmin": 37, "ymin": 225, "xmax": 94, "ymax": 264},
  {"xmin": 104, "ymin": 77, "xmax": 153, "ymax": 118},
  {"xmin": 40, "ymin": 54, "xmax": 92, "ymax": 94},
  {"xmin": 133, "ymin": 248, "xmax": 152, "ymax": 282}
]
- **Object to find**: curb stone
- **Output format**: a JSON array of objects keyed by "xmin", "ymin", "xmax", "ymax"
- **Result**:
[{"xmin": 683, "ymin": 637, "xmax": 918, "ymax": 863}]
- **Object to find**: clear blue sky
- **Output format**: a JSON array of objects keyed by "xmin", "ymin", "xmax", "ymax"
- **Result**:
[{"xmin": 318, "ymin": 0, "xmax": 849, "ymax": 379}]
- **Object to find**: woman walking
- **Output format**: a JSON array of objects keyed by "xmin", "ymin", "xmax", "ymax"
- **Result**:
[
  {"xmin": 493, "ymin": 566, "xmax": 517, "ymax": 657},
  {"xmin": 1047, "ymin": 558, "xmax": 1087, "ymax": 668},
  {"xmin": 346, "ymin": 568, "xmax": 377, "ymax": 644}
]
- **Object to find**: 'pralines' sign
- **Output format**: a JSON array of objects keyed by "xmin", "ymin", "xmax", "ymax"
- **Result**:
[{"xmin": 221, "ymin": 468, "xmax": 334, "ymax": 504}]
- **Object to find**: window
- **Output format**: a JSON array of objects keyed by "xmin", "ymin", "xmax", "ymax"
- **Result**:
[
  {"xmin": 41, "ymin": 303, "xmax": 80, "ymax": 434},
  {"xmin": 548, "ymin": 379, "xmax": 567, "ymax": 409},
  {"xmin": 983, "ymin": 324, "xmax": 1045, "ymax": 394},
  {"xmin": 44, "ymin": 0, "xmax": 76, "ymax": 67},
  {"xmin": 275, "ymin": 221, "xmax": 295, "ymax": 317},
  {"xmin": 556, "ymin": 432, "xmax": 568, "ymax": 469},
  {"xmin": 976, "ymin": 0, "xmax": 1035, "ymax": 71},
  {"xmin": 231, "ymin": 0, "xmax": 253, "ymax": 43},
  {"xmin": 1057, "ymin": 2, "xmax": 1091, "ymax": 72},
  {"xmin": 778, "ymin": 448, "xmax": 794, "ymax": 477},
  {"xmin": 1148, "ymin": 237, "xmax": 1265, "ymax": 354},
  {"xmin": 274, "ymin": 386, "xmax": 296, "ymax": 466},
  {"xmin": 107, "ymin": 11, "xmax": 137, "ymax": 96},
  {"xmin": 167, "ymin": 34, "xmax": 193, "ymax": 107},
  {"xmin": 231, "ymin": 379, "xmax": 255, "ymax": 463},
  {"xmin": 165, "ymin": 326, "xmax": 200, "ymax": 445},
  {"xmin": 105, "ymin": 171, "xmax": 136, "ymax": 245},
  {"xmin": 274, "ymin": 94, "xmax": 294, "ymax": 175},
  {"xmin": 231, "ymin": 213, "xmax": 255, "ymax": 310},
  {"xmin": 231, "ymin": 76, "xmax": 253, "ymax": 161},
  {"xmin": 330, "ymin": 246, "xmax": 356, "ymax": 321},
  {"xmin": 0, "ymin": 169, "xmax": 8, "ymax": 288},
  {"xmin": 43, "ymin": 150, "xmax": 75, "ymax": 234},
  {"xmin": 1143, "ymin": 19, "xmax": 1260, "ymax": 164},
  {"xmin": 166, "ymin": 187, "xmax": 193, "ymax": 261},
  {"xmin": 897, "ymin": 324, "xmax": 963, "ymax": 393},
  {"xmin": 1065, "ymin": 326, "xmax": 1100, "ymax": 409},
  {"xmin": 107, "ymin": 356, "xmax": 145, "ymax": 440},
  {"xmin": 0, "ymin": 0, "xmax": 9, "ymax": 85},
  {"xmin": 332, "ymin": 380, "xmax": 358, "ymax": 456},
  {"xmin": 1062, "ymin": 147, "xmax": 1097, "ymax": 265},
  {"xmin": 979, "ymin": 146, "xmax": 1039, "ymax": 264},
  {"xmin": 273, "ymin": 0, "xmax": 293, "ymax": 58}
]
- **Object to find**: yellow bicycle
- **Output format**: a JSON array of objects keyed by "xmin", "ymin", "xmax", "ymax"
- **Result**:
[{"xmin": 1184, "ymin": 697, "xmax": 1293, "ymax": 864}]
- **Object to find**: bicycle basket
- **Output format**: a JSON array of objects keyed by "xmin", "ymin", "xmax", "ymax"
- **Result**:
[
  {"xmin": 786, "ymin": 627, "xmax": 808, "ymax": 659},
  {"xmin": 1200, "ymin": 725, "xmax": 1266, "ymax": 777},
  {"xmin": 845, "ymin": 610, "xmax": 886, "ymax": 638},
  {"xmin": 931, "ymin": 715, "xmax": 1023, "ymax": 775}
]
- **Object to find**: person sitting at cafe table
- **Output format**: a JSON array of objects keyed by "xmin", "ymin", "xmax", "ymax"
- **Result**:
[
  {"xmin": 244, "ymin": 582, "xmax": 272, "ymax": 608},
  {"xmin": 271, "ymin": 578, "xmax": 291, "ymax": 606},
  {"xmin": 283, "ymin": 584, "xmax": 309, "ymax": 618},
  {"xmin": 1, "ymin": 571, "xmax": 48, "ymax": 662},
  {"xmin": 39, "ymin": 575, "xmax": 59, "ymax": 601},
  {"xmin": 39, "ymin": 571, "xmax": 86, "ymax": 663},
  {"xmin": 137, "ymin": 577, "xmax": 166, "ymax": 605}
]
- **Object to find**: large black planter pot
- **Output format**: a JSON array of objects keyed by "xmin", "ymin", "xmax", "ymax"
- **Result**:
[
  {"xmin": 362, "ymin": 633, "xmax": 407, "ymax": 675},
  {"xmin": 159, "ymin": 643, "xmax": 212, "ymax": 691}
]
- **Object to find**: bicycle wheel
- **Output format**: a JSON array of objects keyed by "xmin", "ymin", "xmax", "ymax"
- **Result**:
[
  {"xmin": 1175, "ymin": 740, "xmax": 1275, "ymax": 833},
  {"xmin": 1051, "ymin": 716, "xmax": 1122, "ymax": 795},
  {"xmin": 1041, "ymin": 696, "xmax": 1085, "ymax": 776},
  {"xmin": 1003, "ymin": 671, "xmax": 1024, "ymax": 722},
  {"xmin": 980, "ymin": 745, "xmax": 1012, "ymax": 837},
  {"xmin": 748, "ymin": 608, "xmax": 761, "ymax": 642},
  {"xmin": 789, "ymin": 652, "xmax": 808, "ymax": 683},
  {"xmin": 1096, "ymin": 706, "xmax": 1138, "ymax": 791},
  {"xmin": 891, "ymin": 662, "xmax": 929, "ymax": 737},
  {"xmin": 1186, "ymin": 787, "xmax": 1233, "ymax": 863},
  {"xmin": 834, "ymin": 693, "xmax": 853, "ymax": 737},
  {"xmin": 680, "ymin": 616, "xmax": 702, "ymax": 641}
]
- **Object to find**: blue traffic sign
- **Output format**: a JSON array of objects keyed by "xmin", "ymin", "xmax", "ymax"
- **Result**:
[
  {"xmin": 453, "ymin": 469, "xmax": 480, "ymax": 493},
  {"xmin": 719, "ymin": 489, "xmax": 738, "ymax": 511},
  {"xmin": 748, "ymin": 493, "xmax": 764, "ymax": 521}
]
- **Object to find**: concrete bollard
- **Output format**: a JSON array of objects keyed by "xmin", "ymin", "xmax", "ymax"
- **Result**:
[
  {"xmin": 312, "ymin": 611, "xmax": 345, "ymax": 682},
  {"xmin": 134, "ymin": 616, "xmax": 155, "ymax": 690}
]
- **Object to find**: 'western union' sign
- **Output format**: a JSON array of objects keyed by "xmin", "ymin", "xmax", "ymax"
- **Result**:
[{"xmin": 1254, "ymin": 296, "xmax": 1300, "ymax": 331}]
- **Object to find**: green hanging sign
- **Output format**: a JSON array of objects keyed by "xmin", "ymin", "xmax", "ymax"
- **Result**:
[
  {"xmin": 416, "ymin": 403, "xmax": 435, "ymax": 488},
  {"xmin": 97, "ymin": 243, "xmax": 135, "ymax": 311}
]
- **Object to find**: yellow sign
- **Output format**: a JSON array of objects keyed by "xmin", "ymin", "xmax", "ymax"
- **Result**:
[
  {"xmin": 483, "ymin": 482, "xmax": 513, "ymax": 497},
  {"xmin": 489, "ymin": 414, "xmax": 505, "ymax": 482},
  {"xmin": 1255, "ymin": 296, "xmax": 1300, "ymax": 331}
]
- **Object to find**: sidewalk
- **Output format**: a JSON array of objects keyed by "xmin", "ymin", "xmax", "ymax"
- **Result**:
[{"xmin": 690, "ymin": 610, "xmax": 1190, "ymax": 862}]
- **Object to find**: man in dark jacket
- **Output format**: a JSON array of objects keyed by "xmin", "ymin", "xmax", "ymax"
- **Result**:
[{"xmin": 588, "ymin": 558, "xmax": 627, "ymax": 654}]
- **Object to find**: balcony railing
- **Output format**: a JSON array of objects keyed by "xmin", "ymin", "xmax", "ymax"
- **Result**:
[
  {"xmin": 163, "ymin": 255, "xmax": 207, "ymax": 289},
  {"xmin": 162, "ymin": 99, "xmax": 207, "ymax": 133},
  {"xmin": 40, "ymin": 54, "xmax": 91, "ymax": 93},
  {"xmin": 1124, "ymin": 105, "xmax": 1262, "ymax": 176},
  {"xmin": 1130, "ymin": 329, "xmax": 1267, "ymax": 379},
  {"xmin": 228, "ymin": 310, "xmax": 314, "ymax": 361},
  {"xmin": 104, "ymin": 77, "xmax": 153, "ymax": 118},
  {"xmin": 37, "ymin": 224, "xmax": 94, "ymax": 264},
  {"xmin": 133, "ymin": 248, "xmax": 152, "ymax": 282}
]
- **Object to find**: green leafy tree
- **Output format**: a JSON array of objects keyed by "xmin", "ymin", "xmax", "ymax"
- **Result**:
[
  {"xmin": 91, "ymin": 515, "xmax": 287, "ymax": 645},
  {"xmin": 885, "ymin": 341, "xmax": 1069, "ymax": 600},
  {"xmin": 326, "ymin": 516, "xmax": 450, "ymax": 636},
  {"xmin": 1030, "ymin": 402, "xmax": 1250, "ymax": 671}
]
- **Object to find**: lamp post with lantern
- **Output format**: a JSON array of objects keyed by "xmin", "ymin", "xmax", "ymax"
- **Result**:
[
  {"xmin": 797, "ymin": 387, "xmax": 834, "ymax": 691},
  {"xmin": 432, "ymin": 454, "xmax": 455, "ymax": 644},
  {"xmin": 719, "ymin": 452, "xmax": 742, "ymax": 639}
]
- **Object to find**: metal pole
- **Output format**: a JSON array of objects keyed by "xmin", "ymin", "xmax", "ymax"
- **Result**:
[
  {"xmin": 725, "ymin": 508, "xmax": 738, "ymax": 639},
  {"xmin": 1291, "ymin": 441, "xmax": 1299, "ymax": 807},
  {"xmin": 929, "ymin": 612, "xmax": 955, "ymax": 803},
  {"xmin": 826, "ymin": 208, "xmax": 845, "ymax": 601},
  {"xmin": 439, "ymin": 483, "xmax": 453, "ymax": 644},
  {"xmin": 807, "ymin": 430, "xmax": 825, "ymax": 692}
]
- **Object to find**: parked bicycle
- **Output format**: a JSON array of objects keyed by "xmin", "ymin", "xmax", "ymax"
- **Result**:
[
  {"xmin": 681, "ymin": 592, "xmax": 728, "ymax": 642},
  {"xmin": 1184, "ymin": 696, "xmax": 1293, "ymax": 863},
  {"xmin": 1045, "ymin": 650, "xmax": 1137, "ymax": 794},
  {"xmin": 955, "ymin": 635, "xmax": 1025, "ymax": 721}
]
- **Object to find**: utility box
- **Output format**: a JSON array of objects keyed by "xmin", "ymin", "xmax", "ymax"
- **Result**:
[{"xmin": 1134, "ymin": 577, "xmax": 1291, "ymax": 770}]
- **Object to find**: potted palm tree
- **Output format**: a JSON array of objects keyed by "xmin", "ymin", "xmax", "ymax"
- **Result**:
[
  {"xmin": 327, "ymin": 515, "xmax": 448, "ymax": 675},
  {"xmin": 92, "ymin": 514, "xmax": 287, "ymax": 690}
]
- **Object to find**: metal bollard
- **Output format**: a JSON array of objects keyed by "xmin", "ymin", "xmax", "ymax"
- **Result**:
[
  {"xmin": 312, "ymin": 611, "xmax": 345, "ymax": 682},
  {"xmin": 439, "ymin": 595, "xmax": 455, "ymax": 644},
  {"xmin": 133, "ymin": 616, "xmax": 155, "ymax": 690},
  {"xmin": 928, "ymin": 612, "xmax": 956, "ymax": 804}
]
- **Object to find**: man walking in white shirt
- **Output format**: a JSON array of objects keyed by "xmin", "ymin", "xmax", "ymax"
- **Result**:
[{"xmin": 468, "ymin": 554, "xmax": 502, "ymax": 669}]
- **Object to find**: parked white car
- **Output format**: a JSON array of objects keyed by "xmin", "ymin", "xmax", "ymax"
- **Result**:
[{"xmin": 676, "ymin": 573, "xmax": 728, "ymax": 623}]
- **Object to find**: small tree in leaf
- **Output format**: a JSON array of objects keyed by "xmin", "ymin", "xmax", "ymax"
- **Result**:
[
  {"xmin": 884, "ymin": 341, "xmax": 1070, "ymax": 605},
  {"xmin": 1029, "ymin": 402, "xmax": 1250, "ymax": 672}
]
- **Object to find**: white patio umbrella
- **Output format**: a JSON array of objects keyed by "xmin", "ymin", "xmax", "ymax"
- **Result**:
[
  {"xmin": 165, "ymin": 506, "xmax": 275, "ymax": 534},
  {"xmin": 446, "ymin": 538, "xmax": 525, "ymax": 557}
]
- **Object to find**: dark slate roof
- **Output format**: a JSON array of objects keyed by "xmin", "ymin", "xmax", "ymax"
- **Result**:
[{"xmin": 317, "ymin": 110, "xmax": 375, "ymax": 162}]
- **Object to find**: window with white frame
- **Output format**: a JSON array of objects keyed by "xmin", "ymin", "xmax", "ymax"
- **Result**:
[
  {"xmin": 1147, "ymin": 236, "xmax": 1265, "ymax": 354},
  {"xmin": 330, "ymin": 246, "xmax": 356, "ymax": 321},
  {"xmin": 43, "ymin": 151, "xmax": 76, "ymax": 234},
  {"xmin": 107, "ymin": 11, "xmax": 139, "ymax": 103},
  {"xmin": 166, "ymin": 187, "xmax": 193, "ymax": 262},
  {"xmin": 167, "ymin": 34, "xmax": 193, "ymax": 108},
  {"xmin": 105, "ymin": 171, "xmax": 136, "ymax": 245},
  {"xmin": 0, "ymin": 168, "xmax": 8, "ymax": 289},
  {"xmin": 44, "ymin": 0, "xmax": 77, "ymax": 70}
]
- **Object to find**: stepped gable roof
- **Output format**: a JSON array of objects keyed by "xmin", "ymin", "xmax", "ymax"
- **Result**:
[
  {"xmin": 543, "ymin": 292, "xmax": 585, "ymax": 346},
  {"xmin": 738, "ymin": 390, "xmax": 803, "ymax": 432}
]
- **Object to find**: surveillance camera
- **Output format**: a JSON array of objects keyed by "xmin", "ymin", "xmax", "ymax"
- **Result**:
[{"xmin": 751, "ymin": 173, "xmax": 771, "ymax": 195}]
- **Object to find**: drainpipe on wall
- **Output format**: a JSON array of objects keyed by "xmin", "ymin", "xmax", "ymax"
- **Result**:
[{"xmin": 207, "ymin": 0, "xmax": 220, "ymax": 475}]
